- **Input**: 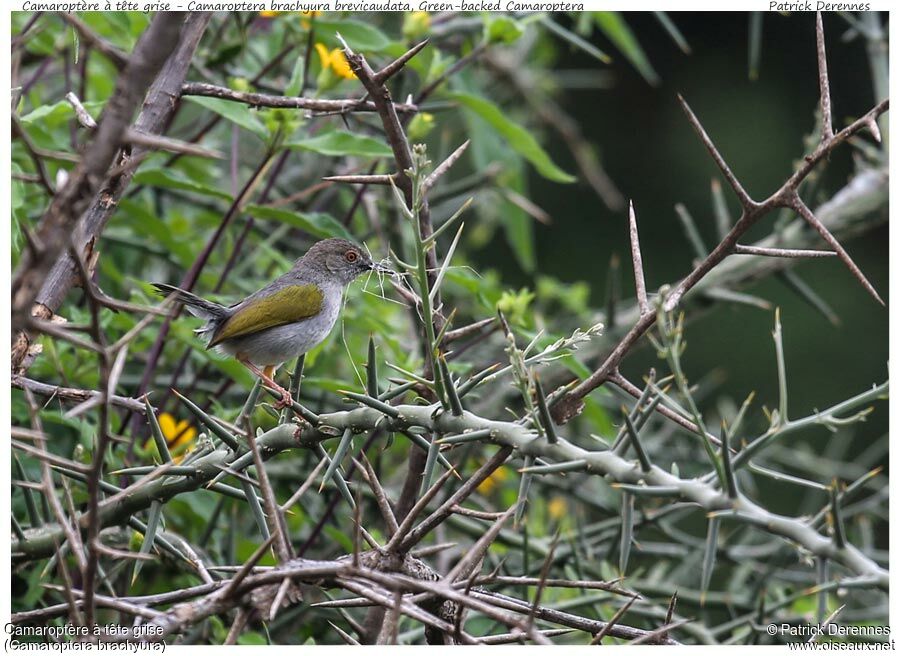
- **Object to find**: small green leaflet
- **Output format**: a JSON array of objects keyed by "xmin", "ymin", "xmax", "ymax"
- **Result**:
[
  {"xmin": 183, "ymin": 96, "xmax": 268, "ymax": 139},
  {"xmin": 246, "ymin": 204, "xmax": 353, "ymax": 241},
  {"xmin": 133, "ymin": 169, "xmax": 233, "ymax": 201},
  {"xmin": 286, "ymin": 130, "xmax": 392, "ymax": 158},
  {"xmin": 314, "ymin": 20, "xmax": 392, "ymax": 52},
  {"xmin": 594, "ymin": 12, "xmax": 660, "ymax": 86},
  {"xmin": 448, "ymin": 92, "xmax": 575, "ymax": 184}
]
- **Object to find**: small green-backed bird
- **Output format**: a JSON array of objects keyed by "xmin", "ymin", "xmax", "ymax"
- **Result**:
[{"xmin": 154, "ymin": 238, "xmax": 391, "ymax": 408}]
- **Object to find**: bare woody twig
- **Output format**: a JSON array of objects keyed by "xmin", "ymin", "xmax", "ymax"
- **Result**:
[
  {"xmin": 11, "ymin": 374, "xmax": 148, "ymax": 414},
  {"xmin": 677, "ymin": 94, "xmax": 755, "ymax": 210},
  {"xmin": 788, "ymin": 192, "xmax": 882, "ymax": 304},
  {"xmin": 543, "ymin": 164, "xmax": 884, "ymax": 423},
  {"xmin": 337, "ymin": 40, "xmax": 449, "ymax": 588},
  {"xmin": 66, "ymin": 91, "xmax": 222, "ymax": 158},
  {"xmin": 322, "ymin": 173, "xmax": 398, "ymax": 186},
  {"xmin": 10, "ymin": 13, "xmax": 888, "ymax": 647},
  {"xmin": 23, "ymin": 390, "xmax": 87, "ymax": 577},
  {"xmin": 244, "ymin": 418, "xmax": 293, "ymax": 563},
  {"xmin": 423, "ymin": 140, "xmax": 470, "ymax": 194},
  {"xmin": 355, "ymin": 455, "xmax": 399, "ymax": 535},
  {"xmin": 732, "ymin": 244, "xmax": 835, "ymax": 258},
  {"xmin": 375, "ymin": 39, "xmax": 428, "ymax": 84},
  {"xmin": 180, "ymin": 82, "xmax": 418, "ymax": 114}
]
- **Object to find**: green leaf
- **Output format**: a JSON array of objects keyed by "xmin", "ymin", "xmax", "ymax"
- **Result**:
[
  {"xmin": 501, "ymin": 196, "xmax": 536, "ymax": 272},
  {"xmin": 285, "ymin": 55, "xmax": 306, "ymax": 97},
  {"xmin": 19, "ymin": 100, "xmax": 100, "ymax": 128},
  {"xmin": 237, "ymin": 633, "xmax": 269, "ymax": 646},
  {"xmin": 11, "ymin": 163, "xmax": 25, "ymax": 210},
  {"xmin": 286, "ymin": 130, "xmax": 392, "ymax": 158},
  {"xmin": 20, "ymin": 566, "xmax": 45, "ymax": 607},
  {"xmin": 448, "ymin": 92, "xmax": 575, "ymax": 184},
  {"xmin": 594, "ymin": 12, "xmax": 660, "ymax": 86},
  {"xmin": 182, "ymin": 96, "xmax": 267, "ymax": 139},
  {"xmin": 133, "ymin": 168, "xmax": 233, "ymax": 201},
  {"xmin": 116, "ymin": 199, "xmax": 196, "ymax": 266},
  {"xmin": 245, "ymin": 204, "xmax": 353, "ymax": 241},
  {"xmin": 540, "ymin": 16, "xmax": 611, "ymax": 64},
  {"xmin": 315, "ymin": 20, "xmax": 392, "ymax": 52},
  {"xmin": 485, "ymin": 15, "xmax": 525, "ymax": 44},
  {"xmin": 18, "ymin": 101, "xmax": 72, "ymax": 125}
]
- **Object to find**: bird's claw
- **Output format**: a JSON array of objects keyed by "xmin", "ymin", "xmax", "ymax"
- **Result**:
[{"xmin": 273, "ymin": 389, "xmax": 293, "ymax": 410}]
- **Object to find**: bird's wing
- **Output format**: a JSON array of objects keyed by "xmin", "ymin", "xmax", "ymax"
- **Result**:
[{"xmin": 207, "ymin": 283, "xmax": 324, "ymax": 348}]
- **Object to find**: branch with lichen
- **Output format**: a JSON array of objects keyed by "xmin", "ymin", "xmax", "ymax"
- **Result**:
[{"xmin": 13, "ymin": 369, "xmax": 887, "ymax": 590}]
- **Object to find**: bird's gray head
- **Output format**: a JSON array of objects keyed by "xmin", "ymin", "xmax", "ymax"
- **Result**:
[{"xmin": 295, "ymin": 238, "xmax": 390, "ymax": 286}]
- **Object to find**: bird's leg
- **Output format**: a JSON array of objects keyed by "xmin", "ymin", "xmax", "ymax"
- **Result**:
[
  {"xmin": 238, "ymin": 359, "xmax": 292, "ymax": 409},
  {"xmin": 262, "ymin": 364, "xmax": 292, "ymax": 409}
]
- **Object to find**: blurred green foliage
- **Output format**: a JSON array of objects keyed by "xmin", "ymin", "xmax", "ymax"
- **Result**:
[{"xmin": 10, "ymin": 10, "xmax": 888, "ymax": 644}]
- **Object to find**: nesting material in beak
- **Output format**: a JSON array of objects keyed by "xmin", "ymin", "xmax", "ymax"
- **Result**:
[{"xmin": 371, "ymin": 259, "xmax": 397, "ymax": 278}]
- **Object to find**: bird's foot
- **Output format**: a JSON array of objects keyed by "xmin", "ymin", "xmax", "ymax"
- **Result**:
[{"xmin": 273, "ymin": 387, "xmax": 293, "ymax": 410}]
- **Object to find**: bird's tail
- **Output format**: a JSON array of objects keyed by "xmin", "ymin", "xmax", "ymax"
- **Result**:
[{"xmin": 152, "ymin": 283, "xmax": 230, "ymax": 332}]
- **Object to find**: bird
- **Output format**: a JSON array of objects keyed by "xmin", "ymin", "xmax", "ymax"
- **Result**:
[{"xmin": 153, "ymin": 238, "xmax": 391, "ymax": 409}]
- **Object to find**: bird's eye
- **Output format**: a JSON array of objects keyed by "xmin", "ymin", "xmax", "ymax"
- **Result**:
[{"xmin": 345, "ymin": 250, "xmax": 359, "ymax": 263}]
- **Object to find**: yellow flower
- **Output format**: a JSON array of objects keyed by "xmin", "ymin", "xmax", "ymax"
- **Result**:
[
  {"xmin": 408, "ymin": 112, "xmax": 435, "ymax": 141},
  {"xmin": 259, "ymin": 10, "xmax": 282, "ymax": 18},
  {"xmin": 300, "ymin": 10, "xmax": 322, "ymax": 29},
  {"xmin": 315, "ymin": 43, "xmax": 356, "ymax": 80},
  {"xmin": 548, "ymin": 497, "xmax": 568, "ymax": 520},
  {"xmin": 477, "ymin": 465, "xmax": 509, "ymax": 495},
  {"xmin": 403, "ymin": 11, "xmax": 431, "ymax": 39},
  {"xmin": 158, "ymin": 412, "xmax": 197, "ymax": 455}
]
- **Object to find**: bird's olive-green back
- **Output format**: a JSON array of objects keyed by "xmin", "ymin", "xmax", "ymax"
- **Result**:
[{"xmin": 208, "ymin": 284, "xmax": 324, "ymax": 348}]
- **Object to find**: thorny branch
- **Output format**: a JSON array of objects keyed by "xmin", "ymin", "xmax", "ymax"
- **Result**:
[
  {"xmin": 180, "ymin": 82, "xmax": 418, "ymax": 115},
  {"xmin": 549, "ymin": 14, "xmax": 888, "ymax": 424},
  {"xmin": 10, "ymin": 12, "xmax": 889, "ymax": 647},
  {"xmin": 13, "ymin": 381, "xmax": 888, "ymax": 587}
]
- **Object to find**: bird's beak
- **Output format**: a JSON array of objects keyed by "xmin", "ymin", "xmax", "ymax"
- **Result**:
[{"xmin": 370, "ymin": 260, "xmax": 395, "ymax": 277}]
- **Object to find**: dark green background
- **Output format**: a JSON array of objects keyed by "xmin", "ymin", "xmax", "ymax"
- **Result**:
[{"xmin": 481, "ymin": 12, "xmax": 888, "ymax": 454}]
